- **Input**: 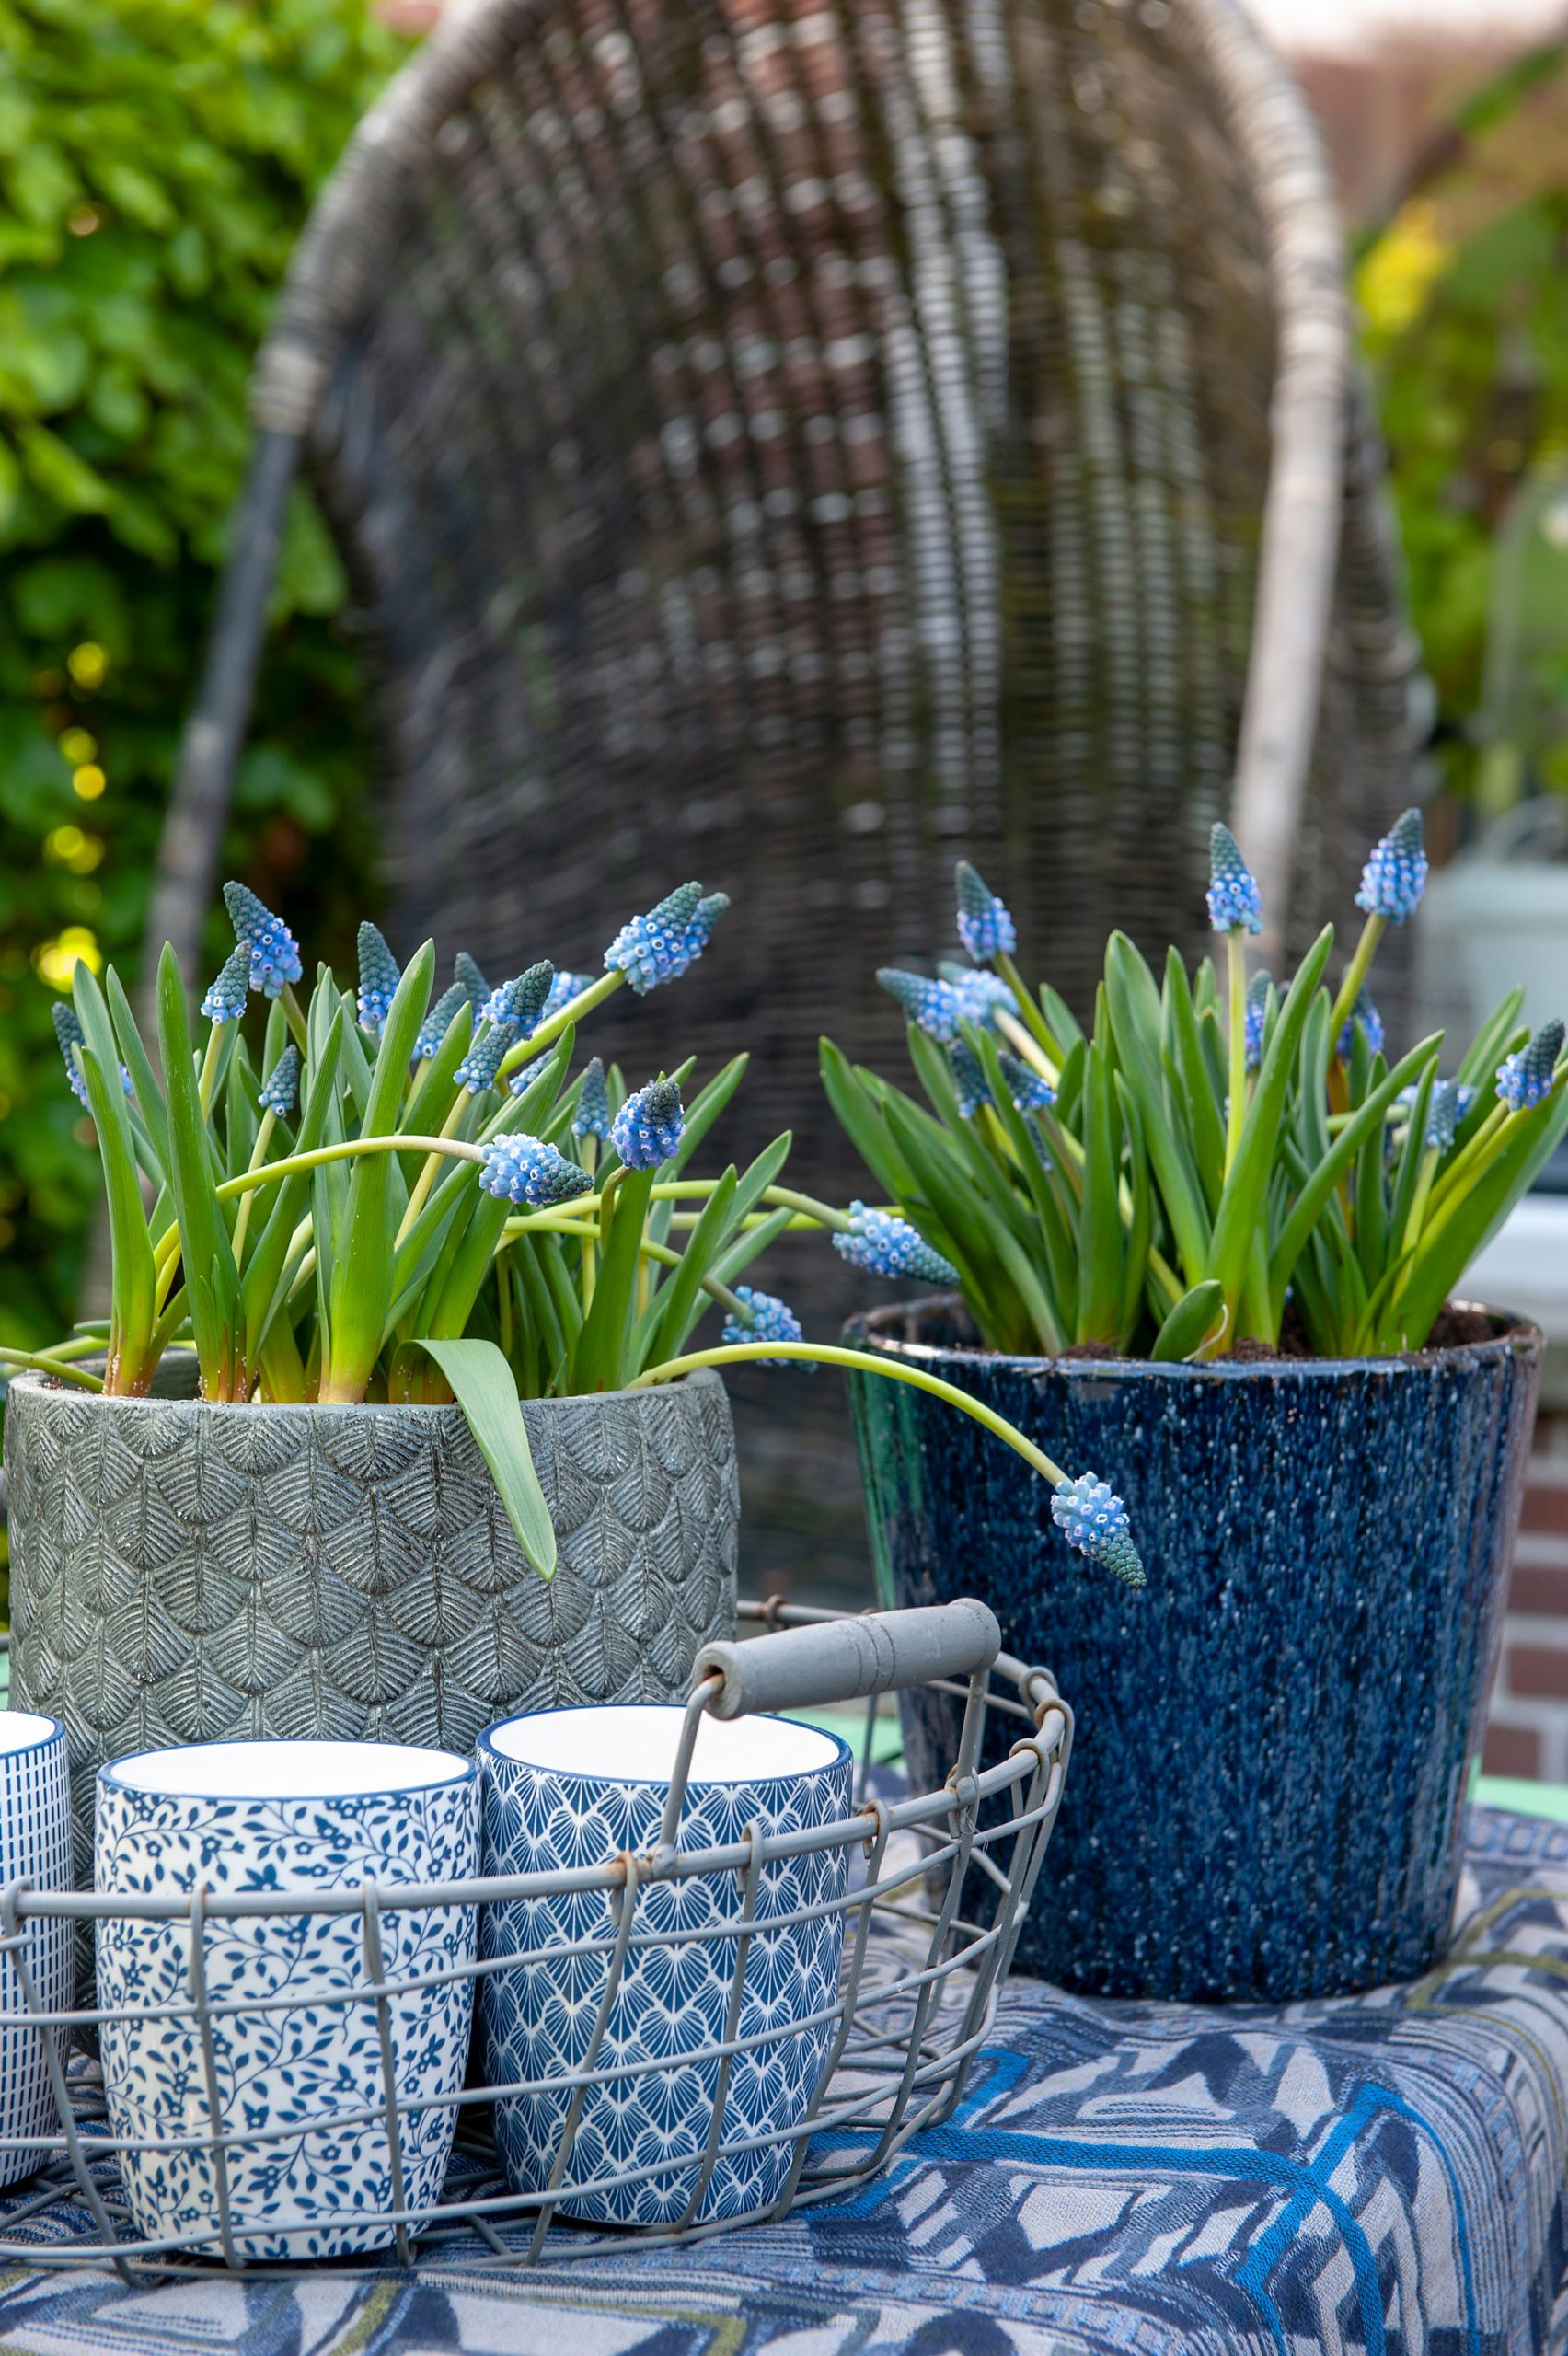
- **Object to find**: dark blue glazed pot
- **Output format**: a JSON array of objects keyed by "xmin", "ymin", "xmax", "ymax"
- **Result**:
[{"xmin": 845, "ymin": 1297, "xmax": 1543, "ymax": 2002}]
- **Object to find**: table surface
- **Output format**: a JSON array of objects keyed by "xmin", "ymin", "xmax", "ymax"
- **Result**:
[{"xmin": 2, "ymin": 1804, "xmax": 1567, "ymax": 2356}]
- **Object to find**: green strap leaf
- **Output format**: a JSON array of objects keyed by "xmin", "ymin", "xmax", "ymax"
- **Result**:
[
  {"xmin": 1150, "ymin": 1279, "xmax": 1227, "ymax": 1362},
  {"xmin": 156, "ymin": 944, "xmax": 241, "ymax": 1398},
  {"xmin": 417, "ymin": 1336, "xmax": 557, "ymax": 1579}
]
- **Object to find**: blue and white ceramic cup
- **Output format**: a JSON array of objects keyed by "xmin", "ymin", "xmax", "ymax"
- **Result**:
[
  {"xmin": 478, "ymin": 1705, "xmax": 852, "ymax": 2226},
  {"xmin": 0, "ymin": 1712, "xmax": 71, "ymax": 2190},
  {"xmin": 96, "ymin": 1738, "xmax": 478, "ymax": 2260}
]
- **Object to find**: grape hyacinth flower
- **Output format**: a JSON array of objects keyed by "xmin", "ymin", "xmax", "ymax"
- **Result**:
[
  {"xmin": 481, "ymin": 962, "xmax": 554, "ymax": 1037},
  {"xmin": 1336, "ymin": 985, "xmax": 1384, "ymax": 1062},
  {"xmin": 201, "ymin": 943, "xmax": 251, "ymax": 1025},
  {"xmin": 479, "ymin": 1133, "xmax": 594, "ymax": 1208},
  {"xmin": 356, "ymin": 923, "xmax": 400, "ymax": 1036},
  {"xmin": 572, "ymin": 1057, "xmax": 612, "ymax": 1141},
  {"xmin": 939, "ymin": 964, "xmax": 1019, "ymax": 1028},
  {"xmin": 722, "ymin": 1285, "xmax": 809, "ymax": 1367},
  {"xmin": 1424, "ymin": 1079, "xmax": 1466, "ymax": 1155},
  {"xmin": 507, "ymin": 970, "xmax": 598, "ymax": 1093},
  {"xmin": 1051, "ymin": 1472, "xmax": 1146, "ymax": 1588},
  {"xmin": 611, "ymin": 1077, "xmax": 686, "ymax": 1170},
  {"xmin": 414, "ymin": 982, "xmax": 468, "ymax": 1062},
  {"xmin": 223, "ymin": 882, "xmax": 302, "ymax": 999},
  {"xmin": 454, "ymin": 952, "xmax": 490, "ymax": 1011},
  {"xmin": 1243, "ymin": 971, "xmax": 1273, "ymax": 1072},
  {"xmin": 1496, "ymin": 1020, "xmax": 1565, "ymax": 1113},
  {"xmin": 1206, "ymin": 823, "xmax": 1262, "ymax": 935},
  {"xmin": 998, "ymin": 1050, "xmax": 1055, "ymax": 1113},
  {"xmin": 52, "ymin": 1002, "xmax": 131, "ymax": 1104},
  {"xmin": 877, "ymin": 968, "xmax": 962, "ymax": 1044},
  {"xmin": 604, "ymin": 882, "xmax": 726, "ymax": 995},
  {"xmin": 950, "ymin": 1041, "xmax": 992, "ymax": 1118},
  {"xmin": 833, "ymin": 1202, "xmax": 960, "ymax": 1286},
  {"xmin": 1355, "ymin": 807, "xmax": 1427, "ymax": 923},
  {"xmin": 455, "ymin": 1016, "xmax": 519, "ymax": 1095},
  {"xmin": 258, "ymin": 1045, "xmax": 301, "ymax": 1120},
  {"xmin": 955, "ymin": 860, "xmax": 1017, "ymax": 961}
]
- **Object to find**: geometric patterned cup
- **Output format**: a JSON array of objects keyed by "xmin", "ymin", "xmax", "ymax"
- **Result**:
[
  {"xmin": 95, "ymin": 1738, "xmax": 478, "ymax": 2261},
  {"xmin": 0, "ymin": 1712, "xmax": 72, "ymax": 2191},
  {"xmin": 478, "ymin": 1706, "xmax": 852, "ymax": 2226}
]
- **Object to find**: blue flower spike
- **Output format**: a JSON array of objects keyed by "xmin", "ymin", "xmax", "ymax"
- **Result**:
[
  {"xmin": 53, "ymin": 1000, "xmax": 131, "ymax": 1104},
  {"xmin": 611, "ymin": 1077, "xmax": 686, "ymax": 1170},
  {"xmin": 940, "ymin": 964, "xmax": 1020, "ymax": 1028},
  {"xmin": 222, "ymin": 881, "xmax": 302, "ymax": 999},
  {"xmin": 1496, "ymin": 1020, "xmax": 1565, "ymax": 1114},
  {"xmin": 833, "ymin": 1202, "xmax": 960, "ymax": 1286},
  {"xmin": 454, "ymin": 952, "xmax": 490, "ymax": 1011},
  {"xmin": 356, "ymin": 923, "xmax": 401, "ymax": 1037},
  {"xmin": 200, "ymin": 942, "xmax": 251, "ymax": 1025},
  {"xmin": 1336, "ymin": 985, "xmax": 1384, "ymax": 1063},
  {"xmin": 722, "ymin": 1285, "xmax": 810, "ymax": 1368},
  {"xmin": 1355, "ymin": 807, "xmax": 1427, "ymax": 923},
  {"xmin": 571, "ymin": 1057, "xmax": 612, "ymax": 1141},
  {"xmin": 1424, "ymin": 1079, "xmax": 1465, "ymax": 1155},
  {"xmin": 878, "ymin": 968, "xmax": 962, "ymax": 1044},
  {"xmin": 414, "ymin": 982, "xmax": 468, "ymax": 1062},
  {"xmin": 507, "ymin": 970, "xmax": 597, "ymax": 1094},
  {"xmin": 479, "ymin": 1134, "xmax": 594, "ymax": 1208},
  {"xmin": 52, "ymin": 1001, "xmax": 88, "ymax": 1105},
  {"xmin": 950, "ymin": 1041, "xmax": 992, "ymax": 1119},
  {"xmin": 955, "ymin": 860, "xmax": 1017, "ymax": 962},
  {"xmin": 455, "ymin": 1016, "xmax": 519, "ymax": 1096},
  {"xmin": 1206, "ymin": 824, "xmax": 1263, "ymax": 936},
  {"xmin": 1243, "ymin": 971, "xmax": 1273, "ymax": 1073},
  {"xmin": 482, "ymin": 962, "xmax": 554, "ymax": 1035},
  {"xmin": 604, "ymin": 882, "xmax": 719, "ymax": 995},
  {"xmin": 998, "ymin": 1050, "xmax": 1055, "ymax": 1113},
  {"xmin": 258, "ymin": 1045, "xmax": 301, "ymax": 1121},
  {"xmin": 1051, "ymin": 1471, "xmax": 1146, "ymax": 1588}
]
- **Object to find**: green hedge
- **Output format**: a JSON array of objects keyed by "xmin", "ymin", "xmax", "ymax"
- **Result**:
[{"xmin": 0, "ymin": 0, "xmax": 403, "ymax": 1349}]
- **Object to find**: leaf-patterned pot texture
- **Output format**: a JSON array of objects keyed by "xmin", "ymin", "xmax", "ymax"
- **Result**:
[
  {"xmin": 4, "ymin": 1365, "xmax": 738, "ymax": 1903},
  {"xmin": 95, "ymin": 1738, "xmax": 478, "ymax": 2260},
  {"xmin": 0, "ymin": 1712, "xmax": 72, "ymax": 2186},
  {"xmin": 478, "ymin": 1705, "xmax": 852, "ymax": 2224},
  {"xmin": 845, "ymin": 1297, "xmax": 1544, "ymax": 2004}
]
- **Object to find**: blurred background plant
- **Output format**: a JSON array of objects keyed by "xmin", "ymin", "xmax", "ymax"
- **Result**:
[
  {"xmin": 1355, "ymin": 38, "xmax": 1568, "ymax": 816},
  {"xmin": 0, "ymin": 0, "xmax": 402, "ymax": 1354}
]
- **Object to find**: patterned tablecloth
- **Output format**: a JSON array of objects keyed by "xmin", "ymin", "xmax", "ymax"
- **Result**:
[{"xmin": 4, "ymin": 1805, "xmax": 1568, "ymax": 2356}]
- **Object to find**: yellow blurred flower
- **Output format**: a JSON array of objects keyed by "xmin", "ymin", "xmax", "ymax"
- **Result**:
[
  {"xmin": 1357, "ymin": 201, "xmax": 1448, "ymax": 339},
  {"xmin": 72, "ymin": 765, "xmax": 106, "ymax": 801},
  {"xmin": 44, "ymin": 825, "xmax": 104, "ymax": 874},
  {"xmin": 58, "ymin": 728, "xmax": 97, "ymax": 765},
  {"xmin": 33, "ymin": 928, "xmax": 102, "ymax": 988},
  {"xmin": 67, "ymin": 642, "xmax": 107, "ymax": 691}
]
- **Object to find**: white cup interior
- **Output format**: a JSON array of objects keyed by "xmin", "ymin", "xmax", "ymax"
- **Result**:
[
  {"xmin": 0, "ymin": 1712, "xmax": 57, "ymax": 1755},
  {"xmin": 106, "ymin": 1739, "xmax": 472, "ymax": 1798},
  {"xmin": 489, "ymin": 1706, "xmax": 844, "ymax": 1784}
]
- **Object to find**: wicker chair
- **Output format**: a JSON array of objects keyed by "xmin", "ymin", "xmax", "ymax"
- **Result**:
[{"xmin": 151, "ymin": 0, "xmax": 1423, "ymax": 1596}]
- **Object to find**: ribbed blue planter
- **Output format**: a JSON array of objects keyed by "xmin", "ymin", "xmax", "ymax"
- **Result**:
[{"xmin": 845, "ymin": 1298, "xmax": 1543, "ymax": 2002}]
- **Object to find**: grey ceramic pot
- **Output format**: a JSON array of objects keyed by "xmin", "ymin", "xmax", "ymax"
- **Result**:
[
  {"xmin": 5, "ymin": 1364, "xmax": 737, "ymax": 1900},
  {"xmin": 845, "ymin": 1296, "xmax": 1542, "ymax": 2004}
]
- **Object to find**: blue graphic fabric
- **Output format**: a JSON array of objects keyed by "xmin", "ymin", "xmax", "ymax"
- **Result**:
[{"xmin": 2, "ymin": 1805, "xmax": 1567, "ymax": 2352}]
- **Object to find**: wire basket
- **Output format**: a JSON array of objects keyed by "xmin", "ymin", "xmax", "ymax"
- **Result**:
[{"xmin": 0, "ymin": 1596, "xmax": 1071, "ymax": 2277}]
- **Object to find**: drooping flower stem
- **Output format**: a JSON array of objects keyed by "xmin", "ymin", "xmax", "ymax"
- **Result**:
[
  {"xmin": 1225, "ymin": 929, "xmax": 1249, "ymax": 1176},
  {"xmin": 213, "ymin": 1132, "xmax": 487, "ymax": 1205},
  {"xmin": 0, "ymin": 1345, "xmax": 105, "ymax": 1392},
  {"xmin": 1326, "ymin": 914, "xmax": 1386, "ymax": 1053},
  {"xmin": 495, "ymin": 969, "xmax": 626, "ymax": 1085},
  {"xmin": 634, "ymin": 1339, "xmax": 1071, "ymax": 1484},
  {"xmin": 397, "ymin": 1092, "xmax": 473, "ymax": 1242}
]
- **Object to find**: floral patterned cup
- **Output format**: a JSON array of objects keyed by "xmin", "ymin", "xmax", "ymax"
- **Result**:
[
  {"xmin": 96, "ymin": 1738, "xmax": 478, "ymax": 2260},
  {"xmin": 478, "ymin": 1705, "xmax": 852, "ymax": 2226},
  {"xmin": 0, "ymin": 1711, "xmax": 71, "ymax": 2190}
]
